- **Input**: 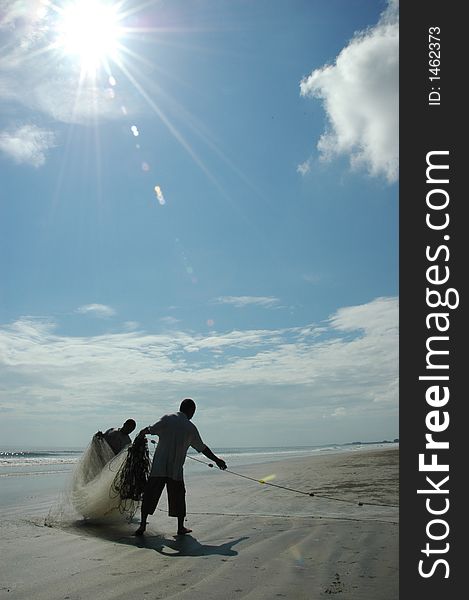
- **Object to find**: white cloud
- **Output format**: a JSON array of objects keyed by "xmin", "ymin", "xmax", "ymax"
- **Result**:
[
  {"xmin": 123, "ymin": 321, "xmax": 140, "ymax": 331},
  {"xmin": 160, "ymin": 316, "xmax": 181, "ymax": 326},
  {"xmin": 297, "ymin": 160, "xmax": 311, "ymax": 176},
  {"xmin": 0, "ymin": 1, "xmax": 46, "ymax": 37},
  {"xmin": 0, "ymin": 297, "xmax": 398, "ymax": 418},
  {"xmin": 329, "ymin": 296, "xmax": 398, "ymax": 334},
  {"xmin": 331, "ymin": 407, "xmax": 346, "ymax": 417},
  {"xmin": 300, "ymin": 0, "xmax": 398, "ymax": 183},
  {"xmin": 214, "ymin": 296, "xmax": 280, "ymax": 309},
  {"xmin": 0, "ymin": 124, "xmax": 56, "ymax": 167},
  {"xmin": 75, "ymin": 304, "xmax": 116, "ymax": 318}
]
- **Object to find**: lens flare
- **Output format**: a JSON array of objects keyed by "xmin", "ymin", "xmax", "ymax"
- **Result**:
[
  {"xmin": 154, "ymin": 185, "xmax": 165, "ymax": 205},
  {"xmin": 259, "ymin": 474, "xmax": 276, "ymax": 484},
  {"xmin": 289, "ymin": 545, "xmax": 305, "ymax": 569}
]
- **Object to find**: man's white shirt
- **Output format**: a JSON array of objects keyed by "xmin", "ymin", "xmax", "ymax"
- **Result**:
[{"xmin": 148, "ymin": 412, "xmax": 206, "ymax": 480}]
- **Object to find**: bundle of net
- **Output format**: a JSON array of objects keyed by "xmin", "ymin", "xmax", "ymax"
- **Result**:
[{"xmin": 45, "ymin": 433, "xmax": 150, "ymax": 527}]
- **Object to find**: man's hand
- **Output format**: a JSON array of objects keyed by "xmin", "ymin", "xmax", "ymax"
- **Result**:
[
  {"xmin": 202, "ymin": 446, "xmax": 227, "ymax": 469},
  {"xmin": 216, "ymin": 458, "xmax": 227, "ymax": 470}
]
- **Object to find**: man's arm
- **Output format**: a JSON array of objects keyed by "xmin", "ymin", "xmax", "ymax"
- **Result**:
[
  {"xmin": 201, "ymin": 445, "xmax": 227, "ymax": 470},
  {"xmin": 138, "ymin": 416, "xmax": 165, "ymax": 438}
]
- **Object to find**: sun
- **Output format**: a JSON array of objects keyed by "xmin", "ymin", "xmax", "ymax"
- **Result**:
[{"xmin": 55, "ymin": 0, "xmax": 124, "ymax": 74}]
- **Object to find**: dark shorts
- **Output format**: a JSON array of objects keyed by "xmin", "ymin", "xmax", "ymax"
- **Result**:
[{"xmin": 142, "ymin": 476, "xmax": 186, "ymax": 518}]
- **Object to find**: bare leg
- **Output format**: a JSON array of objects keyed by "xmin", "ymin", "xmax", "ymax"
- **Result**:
[
  {"xmin": 134, "ymin": 509, "xmax": 148, "ymax": 536},
  {"xmin": 177, "ymin": 516, "xmax": 192, "ymax": 535}
]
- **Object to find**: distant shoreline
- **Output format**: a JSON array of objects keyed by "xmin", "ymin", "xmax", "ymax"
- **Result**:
[
  {"xmin": 345, "ymin": 439, "xmax": 399, "ymax": 446},
  {"xmin": 0, "ymin": 439, "xmax": 400, "ymax": 453}
]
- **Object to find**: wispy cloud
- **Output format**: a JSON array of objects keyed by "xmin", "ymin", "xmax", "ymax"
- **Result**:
[
  {"xmin": 0, "ymin": 297, "xmax": 398, "ymax": 422},
  {"xmin": 331, "ymin": 407, "xmax": 346, "ymax": 417},
  {"xmin": 123, "ymin": 321, "xmax": 140, "ymax": 331},
  {"xmin": 299, "ymin": 0, "xmax": 398, "ymax": 183},
  {"xmin": 160, "ymin": 316, "xmax": 181, "ymax": 326},
  {"xmin": 213, "ymin": 296, "xmax": 281, "ymax": 309},
  {"xmin": 0, "ymin": 124, "xmax": 56, "ymax": 167},
  {"xmin": 297, "ymin": 161, "xmax": 311, "ymax": 176},
  {"xmin": 302, "ymin": 273, "xmax": 322, "ymax": 285},
  {"xmin": 329, "ymin": 296, "xmax": 397, "ymax": 334},
  {"xmin": 0, "ymin": 1, "xmax": 46, "ymax": 38},
  {"xmin": 75, "ymin": 304, "xmax": 116, "ymax": 318}
]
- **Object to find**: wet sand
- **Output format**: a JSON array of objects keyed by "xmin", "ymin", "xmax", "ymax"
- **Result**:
[{"xmin": 0, "ymin": 447, "xmax": 398, "ymax": 599}]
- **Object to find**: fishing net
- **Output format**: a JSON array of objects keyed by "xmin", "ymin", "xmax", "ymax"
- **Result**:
[
  {"xmin": 110, "ymin": 433, "xmax": 151, "ymax": 513},
  {"xmin": 45, "ymin": 433, "xmax": 150, "ymax": 526}
]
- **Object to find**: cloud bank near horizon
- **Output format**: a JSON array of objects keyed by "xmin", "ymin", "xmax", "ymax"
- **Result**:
[{"xmin": 0, "ymin": 297, "xmax": 398, "ymax": 435}]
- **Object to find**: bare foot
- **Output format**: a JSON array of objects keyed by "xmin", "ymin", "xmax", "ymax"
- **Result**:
[
  {"xmin": 176, "ymin": 527, "xmax": 192, "ymax": 536},
  {"xmin": 134, "ymin": 524, "xmax": 146, "ymax": 536}
]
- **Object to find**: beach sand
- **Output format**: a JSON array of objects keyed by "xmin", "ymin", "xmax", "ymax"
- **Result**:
[{"xmin": 0, "ymin": 447, "xmax": 398, "ymax": 599}]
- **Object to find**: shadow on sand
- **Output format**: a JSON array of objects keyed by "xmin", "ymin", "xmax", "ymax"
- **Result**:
[
  {"xmin": 65, "ymin": 519, "xmax": 248, "ymax": 557},
  {"xmin": 134, "ymin": 533, "xmax": 248, "ymax": 557}
]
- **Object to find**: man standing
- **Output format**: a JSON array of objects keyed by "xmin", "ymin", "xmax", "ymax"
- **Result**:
[
  {"xmin": 101, "ymin": 419, "xmax": 136, "ymax": 455},
  {"xmin": 135, "ymin": 398, "xmax": 226, "ymax": 536}
]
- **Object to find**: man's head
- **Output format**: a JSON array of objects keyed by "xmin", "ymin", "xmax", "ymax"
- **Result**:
[
  {"xmin": 121, "ymin": 419, "xmax": 136, "ymax": 434},
  {"xmin": 180, "ymin": 398, "xmax": 196, "ymax": 420}
]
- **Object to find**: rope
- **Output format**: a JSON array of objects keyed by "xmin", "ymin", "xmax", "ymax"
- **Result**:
[
  {"xmin": 186, "ymin": 454, "xmax": 399, "ymax": 509},
  {"xmin": 154, "ymin": 504, "xmax": 398, "ymax": 525}
]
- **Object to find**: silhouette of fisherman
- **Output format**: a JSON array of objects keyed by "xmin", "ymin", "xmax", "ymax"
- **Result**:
[{"xmin": 135, "ymin": 399, "xmax": 226, "ymax": 536}]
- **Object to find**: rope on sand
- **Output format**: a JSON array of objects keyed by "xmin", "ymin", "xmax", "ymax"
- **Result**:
[
  {"xmin": 186, "ymin": 455, "xmax": 399, "ymax": 509},
  {"xmin": 154, "ymin": 505, "xmax": 398, "ymax": 525}
]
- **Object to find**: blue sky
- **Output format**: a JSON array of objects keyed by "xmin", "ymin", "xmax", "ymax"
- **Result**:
[{"xmin": 0, "ymin": 0, "xmax": 398, "ymax": 448}]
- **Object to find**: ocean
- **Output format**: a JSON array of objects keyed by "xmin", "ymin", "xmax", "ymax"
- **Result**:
[
  {"xmin": 0, "ymin": 442, "xmax": 398, "ymax": 510},
  {"xmin": 0, "ymin": 442, "xmax": 397, "ymax": 475}
]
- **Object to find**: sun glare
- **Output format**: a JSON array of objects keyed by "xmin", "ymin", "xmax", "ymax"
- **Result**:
[{"xmin": 55, "ymin": 0, "xmax": 123, "ymax": 74}]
